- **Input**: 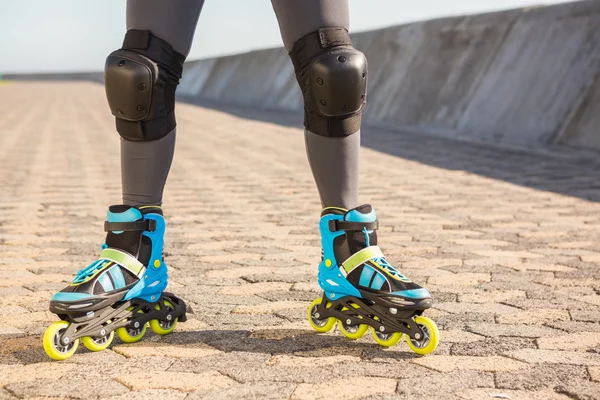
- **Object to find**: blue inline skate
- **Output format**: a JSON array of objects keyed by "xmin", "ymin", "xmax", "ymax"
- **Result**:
[
  {"xmin": 43, "ymin": 205, "xmax": 187, "ymax": 360},
  {"xmin": 307, "ymin": 204, "xmax": 439, "ymax": 354}
]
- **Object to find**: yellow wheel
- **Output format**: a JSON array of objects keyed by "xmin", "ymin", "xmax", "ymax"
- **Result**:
[
  {"xmin": 405, "ymin": 316, "xmax": 439, "ymax": 355},
  {"xmin": 371, "ymin": 327, "xmax": 402, "ymax": 347},
  {"xmin": 43, "ymin": 321, "xmax": 79, "ymax": 361},
  {"xmin": 338, "ymin": 319, "xmax": 369, "ymax": 340},
  {"xmin": 81, "ymin": 331, "xmax": 114, "ymax": 352},
  {"xmin": 337, "ymin": 302, "xmax": 368, "ymax": 340},
  {"xmin": 116, "ymin": 306, "xmax": 147, "ymax": 343},
  {"xmin": 149, "ymin": 299, "xmax": 178, "ymax": 335},
  {"xmin": 307, "ymin": 297, "xmax": 336, "ymax": 333}
]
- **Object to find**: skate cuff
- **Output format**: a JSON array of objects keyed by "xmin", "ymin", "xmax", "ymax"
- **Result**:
[
  {"xmin": 341, "ymin": 246, "xmax": 384, "ymax": 273},
  {"xmin": 100, "ymin": 248, "xmax": 145, "ymax": 276},
  {"xmin": 328, "ymin": 220, "xmax": 378, "ymax": 232},
  {"xmin": 104, "ymin": 220, "xmax": 156, "ymax": 232}
]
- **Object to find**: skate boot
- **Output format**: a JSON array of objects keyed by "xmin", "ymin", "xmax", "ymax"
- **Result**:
[
  {"xmin": 307, "ymin": 204, "xmax": 439, "ymax": 355},
  {"xmin": 43, "ymin": 205, "xmax": 187, "ymax": 360}
]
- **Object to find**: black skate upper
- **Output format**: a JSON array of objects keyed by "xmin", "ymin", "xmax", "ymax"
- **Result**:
[{"xmin": 324, "ymin": 205, "xmax": 431, "ymax": 300}]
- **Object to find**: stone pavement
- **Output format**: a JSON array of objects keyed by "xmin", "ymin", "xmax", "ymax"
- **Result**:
[{"xmin": 1, "ymin": 81, "xmax": 600, "ymax": 400}]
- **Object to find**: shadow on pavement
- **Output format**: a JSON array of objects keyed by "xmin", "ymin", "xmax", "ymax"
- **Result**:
[
  {"xmin": 179, "ymin": 96, "xmax": 600, "ymax": 203},
  {"xmin": 5, "ymin": 329, "xmax": 418, "ymax": 364}
]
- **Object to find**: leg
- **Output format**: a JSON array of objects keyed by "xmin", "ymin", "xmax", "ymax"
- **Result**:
[
  {"xmin": 119, "ymin": 0, "xmax": 205, "ymax": 206},
  {"xmin": 273, "ymin": 1, "xmax": 440, "ymax": 354},
  {"xmin": 271, "ymin": 0, "xmax": 361, "ymax": 209},
  {"xmin": 42, "ymin": 0, "xmax": 205, "ymax": 362}
]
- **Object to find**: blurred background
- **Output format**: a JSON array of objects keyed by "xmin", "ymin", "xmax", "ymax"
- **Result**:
[
  {"xmin": 1, "ymin": 0, "xmax": 598, "ymax": 153},
  {"xmin": 0, "ymin": 0, "xmax": 577, "ymax": 73}
]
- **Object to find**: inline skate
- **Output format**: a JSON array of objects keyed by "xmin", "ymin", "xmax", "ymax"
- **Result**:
[
  {"xmin": 307, "ymin": 204, "xmax": 439, "ymax": 355},
  {"xmin": 43, "ymin": 205, "xmax": 187, "ymax": 360}
]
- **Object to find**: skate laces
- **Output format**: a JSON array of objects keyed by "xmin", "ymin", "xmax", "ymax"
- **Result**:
[
  {"xmin": 363, "ymin": 228, "xmax": 409, "ymax": 282},
  {"xmin": 72, "ymin": 259, "xmax": 109, "ymax": 284}
]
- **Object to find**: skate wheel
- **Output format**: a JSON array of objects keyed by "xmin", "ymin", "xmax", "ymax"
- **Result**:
[
  {"xmin": 149, "ymin": 298, "xmax": 178, "ymax": 335},
  {"xmin": 43, "ymin": 321, "xmax": 79, "ymax": 361},
  {"xmin": 405, "ymin": 316, "xmax": 439, "ymax": 355},
  {"xmin": 337, "ymin": 320, "xmax": 369, "ymax": 340},
  {"xmin": 81, "ymin": 330, "xmax": 114, "ymax": 352},
  {"xmin": 116, "ymin": 324, "xmax": 147, "ymax": 343},
  {"xmin": 371, "ymin": 328, "xmax": 402, "ymax": 347},
  {"xmin": 307, "ymin": 298, "xmax": 336, "ymax": 333},
  {"xmin": 116, "ymin": 306, "xmax": 147, "ymax": 343}
]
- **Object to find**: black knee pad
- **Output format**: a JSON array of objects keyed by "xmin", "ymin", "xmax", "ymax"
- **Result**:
[
  {"xmin": 104, "ymin": 30, "xmax": 186, "ymax": 142},
  {"xmin": 289, "ymin": 27, "xmax": 367, "ymax": 138}
]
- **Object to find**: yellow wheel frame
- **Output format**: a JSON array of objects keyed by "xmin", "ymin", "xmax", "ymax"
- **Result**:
[
  {"xmin": 405, "ymin": 316, "xmax": 439, "ymax": 355},
  {"xmin": 81, "ymin": 330, "xmax": 114, "ymax": 352},
  {"xmin": 371, "ymin": 328, "xmax": 402, "ymax": 347},
  {"xmin": 307, "ymin": 297, "xmax": 336, "ymax": 333},
  {"xmin": 116, "ymin": 306, "xmax": 147, "ymax": 343},
  {"xmin": 149, "ymin": 299, "xmax": 178, "ymax": 335},
  {"xmin": 43, "ymin": 321, "xmax": 79, "ymax": 361}
]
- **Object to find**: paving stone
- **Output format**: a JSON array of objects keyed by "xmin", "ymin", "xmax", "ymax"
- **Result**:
[
  {"xmin": 291, "ymin": 377, "xmax": 397, "ymax": 400},
  {"xmin": 440, "ymin": 329, "xmax": 485, "ymax": 343},
  {"xmin": 217, "ymin": 282, "xmax": 292, "ymax": 295},
  {"xmin": 105, "ymin": 389, "xmax": 188, "ymax": 400},
  {"xmin": 428, "ymin": 273, "xmax": 490, "ymax": 286},
  {"xmin": 4, "ymin": 378, "xmax": 129, "ymax": 399},
  {"xmin": 435, "ymin": 302, "xmax": 520, "ymax": 315},
  {"xmin": 496, "ymin": 364, "xmax": 590, "ymax": 390},
  {"xmin": 590, "ymin": 366, "xmax": 600, "ymax": 382},
  {"xmin": 115, "ymin": 370, "xmax": 237, "ymax": 392},
  {"xmin": 507, "ymin": 349, "xmax": 600, "ymax": 366},
  {"xmin": 412, "ymin": 355, "xmax": 527, "ymax": 373},
  {"xmin": 500, "ymin": 262, "xmax": 576, "ymax": 272},
  {"xmin": 545, "ymin": 321, "xmax": 600, "ymax": 333},
  {"xmin": 537, "ymin": 332, "xmax": 600, "ymax": 351},
  {"xmin": 451, "ymin": 337, "xmax": 536, "ymax": 356},
  {"xmin": 555, "ymin": 380, "xmax": 600, "ymax": 400},
  {"xmin": 458, "ymin": 289, "xmax": 526, "ymax": 303},
  {"xmin": 395, "ymin": 371, "xmax": 495, "ymax": 397},
  {"xmin": 497, "ymin": 309, "xmax": 571, "ymax": 325},
  {"xmin": 0, "ymin": 362, "xmax": 76, "ymax": 386},
  {"xmin": 112, "ymin": 345, "xmax": 222, "ymax": 359},
  {"xmin": 188, "ymin": 382, "xmax": 297, "ymax": 400},
  {"xmin": 457, "ymin": 388, "xmax": 572, "ymax": 400},
  {"xmin": 232, "ymin": 301, "xmax": 306, "ymax": 315}
]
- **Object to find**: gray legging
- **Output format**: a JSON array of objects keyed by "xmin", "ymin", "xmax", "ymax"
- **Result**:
[{"xmin": 121, "ymin": 0, "xmax": 361, "ymax": 209}]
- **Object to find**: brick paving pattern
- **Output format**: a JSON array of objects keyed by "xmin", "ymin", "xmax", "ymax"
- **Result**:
[{"xmin": 1, "ymin": 81, "xmax": 600, "ymax": 399}]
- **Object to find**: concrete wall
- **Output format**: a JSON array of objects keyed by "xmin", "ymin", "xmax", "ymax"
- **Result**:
[
  {"xmin": 177, "ymin": 0, "xmax": 600, "ymax": 151},
  {"xmin": 5, "ymin": 1, "xmax": 600, "ymax": 151}
]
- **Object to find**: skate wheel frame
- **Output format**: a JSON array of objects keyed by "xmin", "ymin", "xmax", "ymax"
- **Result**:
[
  {"xmin": 43, "ymin": 321, "xmax": 79, "ymax": 361},
  {"xmin": 307, "ymin": 298, "xmax": 336, "ymax": 333}
]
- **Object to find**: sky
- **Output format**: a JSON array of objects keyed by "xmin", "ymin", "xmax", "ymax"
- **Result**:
[{"xmin": 1, "ymin": 0, "xmax": 575, "ymax": 74}]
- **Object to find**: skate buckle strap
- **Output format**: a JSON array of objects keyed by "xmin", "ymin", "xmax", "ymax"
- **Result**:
[
  {"xmin": 100, "ymin": 248, "xmax": 145, "ymax": 277},
  {"xmin": 328, "ymin": 220, "xmax": 378, "ymax": 232},
  {"xmin": 104, "ymin": 219, "xmax": 156, "ymax": 232},
  {"xmin": 341, "ymin": 245, "xmax": 385, "ymax": 274}
]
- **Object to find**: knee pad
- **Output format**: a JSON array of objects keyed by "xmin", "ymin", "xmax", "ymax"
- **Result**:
[
  {"xmin": 289, "ymin": 27, "xmax": 367, "ymax": 138},
  {"xmin": 104, "ymin": 30, "xmax": 186, "ymax": 142}
]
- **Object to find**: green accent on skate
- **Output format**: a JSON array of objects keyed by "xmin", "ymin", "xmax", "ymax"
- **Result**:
[
  {"xmin": 100, "ymin": 248, "xmax": 144, "ymax": 276},
  {"xmin": 341, "ymin": 246, "xmax": 384, "ymax": 273}
]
